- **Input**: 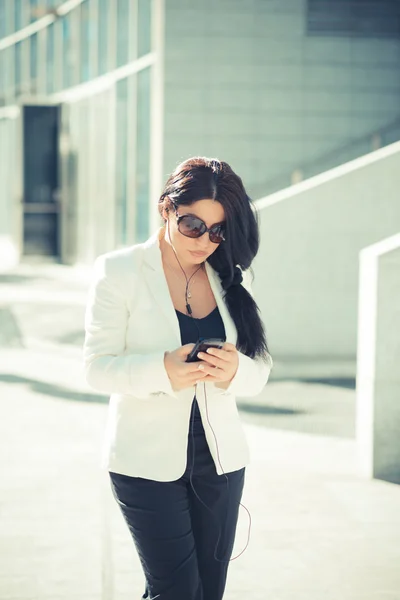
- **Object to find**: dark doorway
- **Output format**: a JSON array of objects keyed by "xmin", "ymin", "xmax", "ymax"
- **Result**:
[{"xmin": 22, "ymin": 105, "xmax": 61, "ymax": 257}]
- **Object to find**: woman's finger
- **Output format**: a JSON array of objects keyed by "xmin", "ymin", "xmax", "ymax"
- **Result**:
[
  {"xmin": 196, "ymin": 363, "xmax": 226, "ymax": 377},
  {"xmin": 196, "ymin": 352, "xmax": 224, "ymax": 369},
  {"xmin": 202, "ymin": 347, "xmax": 232, "ymax": 363},
  {"xmin": 189, "ymin": 371, "xmax": 207, "ymax": 383},
  {"xmin": 183, "ymin": 361, "xmax": 212, "ymax": 374},
  {"xmin": 198, "ymin": 371, "xmax": 224, "ymax": 383},
  {"xmin": 221, "ymin": 342, "xmax": 237, "ymax": 353}
]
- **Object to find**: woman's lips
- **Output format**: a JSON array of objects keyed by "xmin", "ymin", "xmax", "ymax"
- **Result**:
[{"xmin": 189, "ymin": 250, "xmax": 207, "ymax": 257}]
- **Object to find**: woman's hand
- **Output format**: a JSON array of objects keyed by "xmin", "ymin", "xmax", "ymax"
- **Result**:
[
  {"xmin": 164, "ymin": 344, "xmax": 208, "ymax": 392},
  {"xmin": 195, "ymin": 342, "xmax": 239, "ymax": 388}
]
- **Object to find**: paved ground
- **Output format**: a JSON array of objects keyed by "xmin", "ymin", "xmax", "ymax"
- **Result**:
[{"xmin": 1, "ymin": 263, "xmax": 400, "ymax": 600}]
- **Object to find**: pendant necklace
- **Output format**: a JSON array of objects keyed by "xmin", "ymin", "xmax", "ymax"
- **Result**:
[{"xmin": 169, "ymin": 250, "xmax": 204, "ymax": 315}]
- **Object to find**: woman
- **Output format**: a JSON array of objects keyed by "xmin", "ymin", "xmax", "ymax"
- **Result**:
[{"xmin": 83, "ymin": 156, "xmax": 272, "ymax": 600}]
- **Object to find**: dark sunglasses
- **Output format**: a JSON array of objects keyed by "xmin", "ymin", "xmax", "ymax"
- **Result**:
[{"xmin": 175, "ymin": 212, "xmax": 226, "ymax": 244}]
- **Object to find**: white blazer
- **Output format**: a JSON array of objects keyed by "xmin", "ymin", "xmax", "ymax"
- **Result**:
[{"xmin": 83, "ymin": 227, "xmax": 273, "ymax": 481}]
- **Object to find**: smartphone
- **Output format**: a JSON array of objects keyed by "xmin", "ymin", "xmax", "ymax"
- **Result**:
[{"xmin": 186, "ymin": 338, "xmax": 225, "ymax": 363}]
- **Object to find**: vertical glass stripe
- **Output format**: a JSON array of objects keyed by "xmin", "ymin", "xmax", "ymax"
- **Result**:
[{"xmin": 135, "ymin": 66, "xmax": 151, "ymax": 242}]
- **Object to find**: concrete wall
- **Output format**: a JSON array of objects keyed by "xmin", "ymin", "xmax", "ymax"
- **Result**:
[
  {"xmin": 356, "ymin": 234, "xmax": 400, "ymax": 484},
  {"xmin": 163, "ymin": 0, "xmax": 400, "ymax": 197},
  {"xmin": 252, "ymin": 141, "xmax": 400, "ymax": 363}
]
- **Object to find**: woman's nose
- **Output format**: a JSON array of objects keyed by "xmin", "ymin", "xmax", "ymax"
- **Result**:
[{"xmin": 197, "ymin": 234, "xmax": 211, "ymax": 248}]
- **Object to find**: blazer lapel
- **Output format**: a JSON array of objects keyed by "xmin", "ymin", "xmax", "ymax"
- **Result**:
[
  {"xmin": 142, "ymin": 230, "xmax": 182, "ymax": 345},
  {"xmin": 142, "ymin": 228, "xmax": 237, "ymax": 346}
]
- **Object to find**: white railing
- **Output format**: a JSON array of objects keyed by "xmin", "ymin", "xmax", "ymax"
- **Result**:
[{"xmin": 0, "ymin": 0, "xmax": 86, "ymax": 51}]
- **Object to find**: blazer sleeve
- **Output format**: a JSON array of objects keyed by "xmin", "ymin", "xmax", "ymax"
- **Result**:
[
  {"xmin": 223, "ymin": 268, "xmax": 273, "ymax": 398},
  {"xmin": 83, "ymin": 254, "xmax": 177, "ymax": 399}
]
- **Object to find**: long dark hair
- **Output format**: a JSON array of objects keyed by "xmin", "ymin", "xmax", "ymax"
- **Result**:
[{"xmin": 158, "ymin": 156, "xmax": 269, "ymax": 360}]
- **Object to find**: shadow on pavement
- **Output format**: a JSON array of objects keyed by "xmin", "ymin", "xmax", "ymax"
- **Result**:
[
  {"xmin": 0, "ymin": 273, "xmax": 51, "ymax": 284},
  {"xmin": 0, "ymin": 372, "xmax": 309, "ymax": 419},
  {"xmin": 237, "ymin": 402, "xmax": 304, "ymax": 416},
  {"xmin": 303, "ymin": 377, "xmax": 356, "ymax": 389},
  {"xmin": 270, "ymin": 376, "xmax": 356, "ymax": 390},
  {"xmin": 0, "ymin": 373, "xmax": 107, "ymax": 404}
]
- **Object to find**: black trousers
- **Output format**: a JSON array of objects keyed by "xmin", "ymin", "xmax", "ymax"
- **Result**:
[{"xmin": 109, "ymin": 399, "xmax": 245, "ymax": 600}]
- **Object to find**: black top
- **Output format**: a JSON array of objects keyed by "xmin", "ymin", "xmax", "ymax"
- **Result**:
[
  {"xmin": 176, "ymin": 306, "xmax": 226, "ymax": 429},
  {"xmin": 175, "ymin": 306, "xmax": 226, "ymax": 346}
]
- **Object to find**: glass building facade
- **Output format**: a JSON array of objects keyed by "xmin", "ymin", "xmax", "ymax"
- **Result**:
[{"xmin": 0, "ymin": 0, "xmax": 163, "ymax": 265}]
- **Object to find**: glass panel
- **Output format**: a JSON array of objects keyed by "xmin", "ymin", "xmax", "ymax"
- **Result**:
[
  {"xmin": 20, "ymin": 39, "xmax": 30, "ymax": 95},
  {"xmin": 15, "ymin": 42, "xmax": 21, "ymax": 97},
  {"xmin": 4, "ymin": 0, "xmax": 13, "ymax": 37},
  {"xmin": 0, "ymin": 53, "xmax": 5, "ymax": 105},
  {"xmin": 4, "ymin": 47, "xmax": 14, "ymax": 103},
  {"xmin": 98, "ymin": 0, "xmax": 108, "ymax": 74},
  {"xmin": 80, "ymin": 0, "xmax": 91, "ymax": 82},
  {"xmin": 76, "ymin": 101, "xmax": 91, "ymax": 262},
  {"xmin": 115, "ymin": 78, "xmax": 128, "ymax": 245},
  {"xmin": 0, "ymin": 2, "xmax": 6, "ymax": 37},
  {"xmin": 23, "ymin": 106, "xmax": 59, "ymax": 204},
  {"xmin": 46, "ymin": 22, "xmax": 55, "ymax": 94},
  {"xmin": 30, "ymin": 34, "xmax": 38, "ymax": 93},
  {"xmin": 91, "ymin": 91, "xmax": 115, "ymax": 257},
  {"xmin": 59, "ymin": 104, "xmax": 77, "ymax": 263},
  {"xmin": 13, "ymin": 0, "xmax": 22, "ymax": 94},
  {"xmin": 29, "ymin": 0, "xmax": 38, "ymax": 23},
  {"xmin": 52, "ymin": 19, "xmax": 63, "ymax": 92},
  {"xmin": 116, "ymin": 0, "xmax": 130, "ymax": 67},
  {"xmin": 135, "ymin": 67, "xmax": 151, "ymax": 242},
  {"xmin": 62, "ymin": 14, "xmax": 73, "ymax": 88},
  {"xmin": 22, "ymin": 105, "xmax": 60, "ymax": 256},
  {"xmin": 14, "ymin": 0, "xmax": 22, "ymax": 31},
  {"xmin": 138, "ymin": 0, "xmax": 152, "ymax": 57},
  {"xmin": 63, "ymin": 91, "xmax": 115, "ymax": 264},
  {"xmin": 21, "ymin": 0, "xmax": 29, "ymax": 27}
]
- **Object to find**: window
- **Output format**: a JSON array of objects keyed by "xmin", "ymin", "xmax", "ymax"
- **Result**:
[
  {"xmin": 0, "ymin": 52, "xmax": 5, "ymax": 104},
  {"xmin": 0, "ymin": 0, "xmax": 6, "ymax": 38},
  {"xmin": 46, "ymin": 23, "xmax": 55, "ymax": 93},
  {"xmin": 307, "ymin": 0, "xmax": 400, "ymax": 38},
  {"xmin": 29, "ymin": 0, "xmax": 39, "ymax": 23},
  {"xmin": 135, "ymin": 67, "xmax": 151, "ymax": 242},
  {"xmin": 30, "ymin": 33, "xmax": 38, "ymax": 92},
  {"xmin": 14, "ymin": 0, "xmax": 22, "ymax": 31},
  {"xmin": 62, "ymin": 14, "xmax": 73, "ymax": 88},
  {"xmin": 80, "ymin": 0, "xmax": 91, "ymax": 82},
  {"xmin": 15, "ymin": 43, "xmax": 21, "ymax": 95},
  {"xmin": 98, "ymin": 0, "xmax": 108, "ymax": 74},
  {"xmin": 115, "ymin": 78, "xmax": 129, "ymax": 245},
  {"xmin": 138, "ymin": 0, "xmax": 152, "ymax": 56},
  {"xmin": 116, "ymin": 0, "xmax": 130, "ymax": 67}
]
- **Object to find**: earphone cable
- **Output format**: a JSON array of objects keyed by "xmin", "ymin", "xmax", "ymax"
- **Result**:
[{"xmin": 166, "ymin": 219, "xmax": 251, "ymax": 561}]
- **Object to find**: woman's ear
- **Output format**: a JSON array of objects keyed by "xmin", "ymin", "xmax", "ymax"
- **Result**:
[{"xmin": 161, "ymin": 197, "xmax": 173, "ymax": 221}]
